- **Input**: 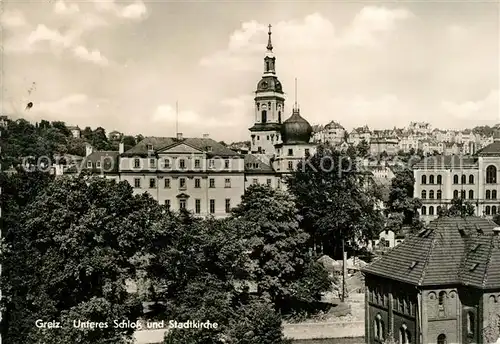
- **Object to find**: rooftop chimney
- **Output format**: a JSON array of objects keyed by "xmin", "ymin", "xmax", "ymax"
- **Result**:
[
  {"xmin": 85, "ymin": 143, "xmax": 93, "ymax": 157},
  {"xmin": 203, "ymin": 133, "xmax": 209, "ymax": 138},
  {"xmin": 176, "ymin": 132, "xmax": 183, "ymax": 140},
  {"xmin": 119, "ymin": 142, "xmax": 124, "ymax": 154},
  {"xmin": 493, "ymin": 227, "xmax": 500, "ymax": 236}
]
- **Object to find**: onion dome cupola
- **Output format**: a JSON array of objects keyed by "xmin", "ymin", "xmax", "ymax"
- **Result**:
[
  {"xmin": 256, "ymin": 24, "xmax": 284, "ymax": 95},
  {"xmin": 280, "ymin": 107, "xmax": 313, "ymax": 144}
]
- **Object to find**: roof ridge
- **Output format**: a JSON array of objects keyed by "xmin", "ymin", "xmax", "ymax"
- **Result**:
[
  {"xmin": 418, "ymin": 231, "xmax": 437, "ymax": 286},
  {"xmin": 482, "ymin": 235, "xmax": 496, "ymax": 288}
]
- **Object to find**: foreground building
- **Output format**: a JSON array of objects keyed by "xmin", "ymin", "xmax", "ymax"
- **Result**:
[
  {"xmin": 362, "ymin": 216, "xmax": 500, "ymax": 344},
  {"xmin": 414, "ymin": 131, "xmax": 500, "ymax": 223}
]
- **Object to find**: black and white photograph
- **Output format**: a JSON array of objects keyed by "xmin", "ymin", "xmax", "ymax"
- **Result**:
[{"xmin": 1, "ymin": 1, "xmax": 500, "ymax": 343}]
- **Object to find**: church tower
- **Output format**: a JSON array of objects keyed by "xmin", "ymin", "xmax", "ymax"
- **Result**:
[{"xmin": 249, "ymin": 24, "xmax": 284, "ymax": 156}]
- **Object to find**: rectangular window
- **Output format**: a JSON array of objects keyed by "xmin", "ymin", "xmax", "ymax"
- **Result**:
[
  {"xmin": 134, "ymin": 178, "xmax": 141, "ymax": 188},
  {"xmin": 150, "ymin": 158, "xmax": 156, "ymax": 168},
  {"xmin": 225, "ymin": 199, "xmax": 231, "ymax": 213},
  {"xmin": 195, "ymin": 178, "xmax": 201, "ymax": 188},
  {"xmin": 288, "ymin": 149, "xmax": 293, "ymax": 156},
  {"xmin": 266, "ymin": 178, "xmax": 272, "ymax": 186},
  {"xmin": 147, "ymin": 144, "xmax": 154, "ymax": 151},
  {"xmin": 96, "ymin": 161, "xmax": 101, "ymax": 168},
  {"xmin": 179, "ymin": 178, "xmax": 186, "ymax": 189},
  {"xmin": 164, "ymin": 178, "xmax": 170, "ymax": 188},
  {"xmin": 195, "ymin": 159, "xmax": 201, "ymax": 169},
  {"xmin": 195, "ymin": 199, "xmax": 201, "ymax": 214},
  {"xmin": 252, "ymin": 178, "xmax": 258, "ymax": 185},
  {"xmin": 134, "ymin": 158, "xmax": 140, "ymax": 168},
  {"xmin": 288, "ymin": 161, "xmax": 293, "ymax": 170},
  {"xmin": 209, "ymin": 178, "xmax": 215, "ymax": 188},
  {"xmin": 305, "ymin": 149, "xmax": 310, "ymax": 156},
  {"xmin": 179, "ymin": 199, "xmax": 186, "ymax": 210},
  {"xmin": 224, "ymin": 178, "xmax": 231, "ymax": 188},
  {"xmin": 149, "ymin": 178, "xmax": 156, "ymax": 188},
  {"xmin": 209, "ymin": 160, "xmax": 215, "ymax": 168},
  {"xmin": 224, "ymin": 159, "xmax": 230, "ymax": 169},
  {"xmin": 87, "ymin": 161, "xmax": 92, "ymax": 168},
  {"xmin": 163, "ymin": 159, "xmax": 170, "ymax": 168},
  {"xmin": 165, "ymin": 199, "xmax": 170, "ymax": 209},
  {"xmin": 210, "ymin": 199, "xmax": 215, "ymax": 214},
  {"xmin": 179, "ymin": 159, "xmax": 186, "ymax": 169}
]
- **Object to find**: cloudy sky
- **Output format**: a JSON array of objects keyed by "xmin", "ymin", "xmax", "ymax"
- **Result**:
[{"xmin": 1, "ymin": 0, "xmax": 499, "ymax": 142}]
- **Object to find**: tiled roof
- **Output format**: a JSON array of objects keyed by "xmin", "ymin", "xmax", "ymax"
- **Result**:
[
  {"xmin": 412, "ymin": 155, "xmax": 478, "ymax": 170},
  {"xmin": 122, "ymin": 137, "xmax": 240, "ymax": 157},
  {"xmin": 244, "ymin": 154, "xmax": 275, "ymax": 174},
  {"xmin": 362, "ymin": 217, "xmax": 500, "ymax": 288},
  {"xmin": 477, "ymin": 140, "xmax": 500, "ymax": 156}
]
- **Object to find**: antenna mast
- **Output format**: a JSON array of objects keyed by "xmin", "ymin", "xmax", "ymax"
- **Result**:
[
  {"xmin": 294, "ymin": 77, "xmax": 298, "ymax": 110},
  {"xmin": 175, "ymin": 100, "xmax": 179, "ymax": 136}
]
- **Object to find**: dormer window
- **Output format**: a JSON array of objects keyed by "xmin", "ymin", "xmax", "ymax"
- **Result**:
[
  {"xmin": 96, "ymin": 161, "xmax": 101, "ymax": 168},
  {"xmin": 206, "ymin": 146, "xmax": 213, "ymax": 152},
  {"xmin": 147, "ymin": 144, "xmax": 153, "ymax": 151},
  {"xmin": 87, "ymin": 161, "xmax": 92, "ymax": 168}
]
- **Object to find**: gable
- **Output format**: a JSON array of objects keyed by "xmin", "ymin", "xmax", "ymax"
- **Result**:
[{"xmin": 158, "ymin": 142, "xmax": 204, "ymax": 154}]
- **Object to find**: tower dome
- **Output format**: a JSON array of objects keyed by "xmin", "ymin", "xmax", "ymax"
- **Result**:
[{"xmin": 280, "ymin": 108, "xmax": 313, "ymax": 144}]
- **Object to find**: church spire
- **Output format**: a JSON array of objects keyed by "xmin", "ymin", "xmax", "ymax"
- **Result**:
[{"xmin": 267, "ymin": 24, "xmax": 273, "ymax": 52}]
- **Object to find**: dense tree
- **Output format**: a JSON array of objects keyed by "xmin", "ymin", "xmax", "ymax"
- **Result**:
[
  {"xmin": 439, "ymin": 198, "xmax": 476, "ymax": 217},
  {"xmin": 286, "ymin": 144, "xmax": 385, "ymax": 258},
  {"xmin": 473, "ymin": 125, "xmax": 495, "ymax": 137},
  {"xmin": 122, "ymin": 135, "xmax": 137, "ymax": 151},
  {"xmin": 386, "ymin": 168, "xmax": 422, "ymax": 230},
  {"xmin": 230, "ymin": 184, "xmax": 330, "ymax": 313},
  {"xmin": 356, "ymin": 139, "xmax": 370, "ymax": 157},
  {"xmin": 1, "ymin": 176, "xmax": 163, "ymax": 344}
]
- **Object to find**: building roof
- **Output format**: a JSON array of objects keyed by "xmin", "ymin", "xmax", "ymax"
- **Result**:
[
  {"xmin": 280, "ymin": 108, "xmax": 313, "ymax": 144},
  {"xmin": 244, "ymin": 154, "xmax": 275, "ymax": 174},
  {"xmin": 362, "ymin": 217, "xmax": 500, "ymax": 289},
  {"xmin": 122, "ymin": 137, "xmax": 240, "ymax": 157},
  {"xmin": 477, "ymin": 139, "xmax": 500, "ymax": 157},
  {"xmin": 249, "ymin": 123, "xmax": 282, "ymax": 132},
  {"xmin": 412, "ymin": 155, "xmax": 478, "ymax": 170}
]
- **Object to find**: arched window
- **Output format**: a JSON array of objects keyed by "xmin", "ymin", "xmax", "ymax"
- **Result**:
[
  {"xmin": 467, "ymin": 312, "xmax": 475, "ymax": 335},
  {"xmin": 399, "ymin": 324, "xmax": 411, "ymax": 344},
  {"xmin": 437, "ymin": 190, "xmax": 442, "ymax": 199},
  {"xmin": 437, "ymin": 334, "xmax": 447, "ymax": 344},
  {"xmin": 493, "ymin": 206, "xmax": 497, "ymax": 215},
  {"xmin": 453, "ymin": 190, "xmax": 459, "ymax": 199},
  {"xmin": 421, "ymin": 206, "xmax": 427, "ymax": 215},
  {"xmin": 421, "ymin": 190, "xmax": 426, "ymax": 199},
  {"xmin": 261, "ymin": 110, "xmax": 267, "ymax": 123},
  {"xmin": 438, "ymin": 291, "xmax": 446, "ymax": 309},
  {"xmin": 461, "ymin": 190, "xmax": 466, "ymax": 199},
  {"xmin": 493, "ymin": 190, "xmax": 497, "ymax": 199},
  {"xmin": 437, "ymin": 175, "xmax": 442, "ymax": 184},
  {"xmin": 469, "ymin": 175, "xmax": 474, "ymax": 184},
  {"xmin": 486, "ymin": 206, "xmax": 491, "ymax": 215},
  {"xmin": 469, "ymin": 190, "xmax": 474, "ymax": 199},
  {"xmin": 429, "ymin": 190, "xmax": 435, "ymax": 199},
  {"xmin": 421, "ymin": 175, "xmax": 427, "ymax": 184},
  {"xmin": 461, "ymin": 175, "xmax": 466, "ymax": 184},
  {"xmin": 429, "ymin": 175, "xmax": 435, "ymax": 184},
  {"xmin": 486, "ymin": 165, "xmax": 497, "ymax": 184},
  {"xmin": 453, "ymin": 175, "xmax": 459, "ymax": 184},
  {"xmin": 429, "ymin": 206, "xmax": 434, "ymax": 215},
  {"xmin": 374, "ymin": 314, "xmax": 384, "ymax": 341},
  {"xmin": 486, "ymin": 190, "xmax": 491, "ymax": 199}
]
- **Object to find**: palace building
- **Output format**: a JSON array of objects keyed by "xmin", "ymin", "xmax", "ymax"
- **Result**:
[
  {"xmin": 413, "ymin": 130, "xmax": 500, "ymax": 223},
  {"xmin": 362, "ymin": 216, "xmax": 500, "ymax": 344},
  {"xmin": 73, "ymin": 25, "xmax": 316, "ymax": 217}
]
